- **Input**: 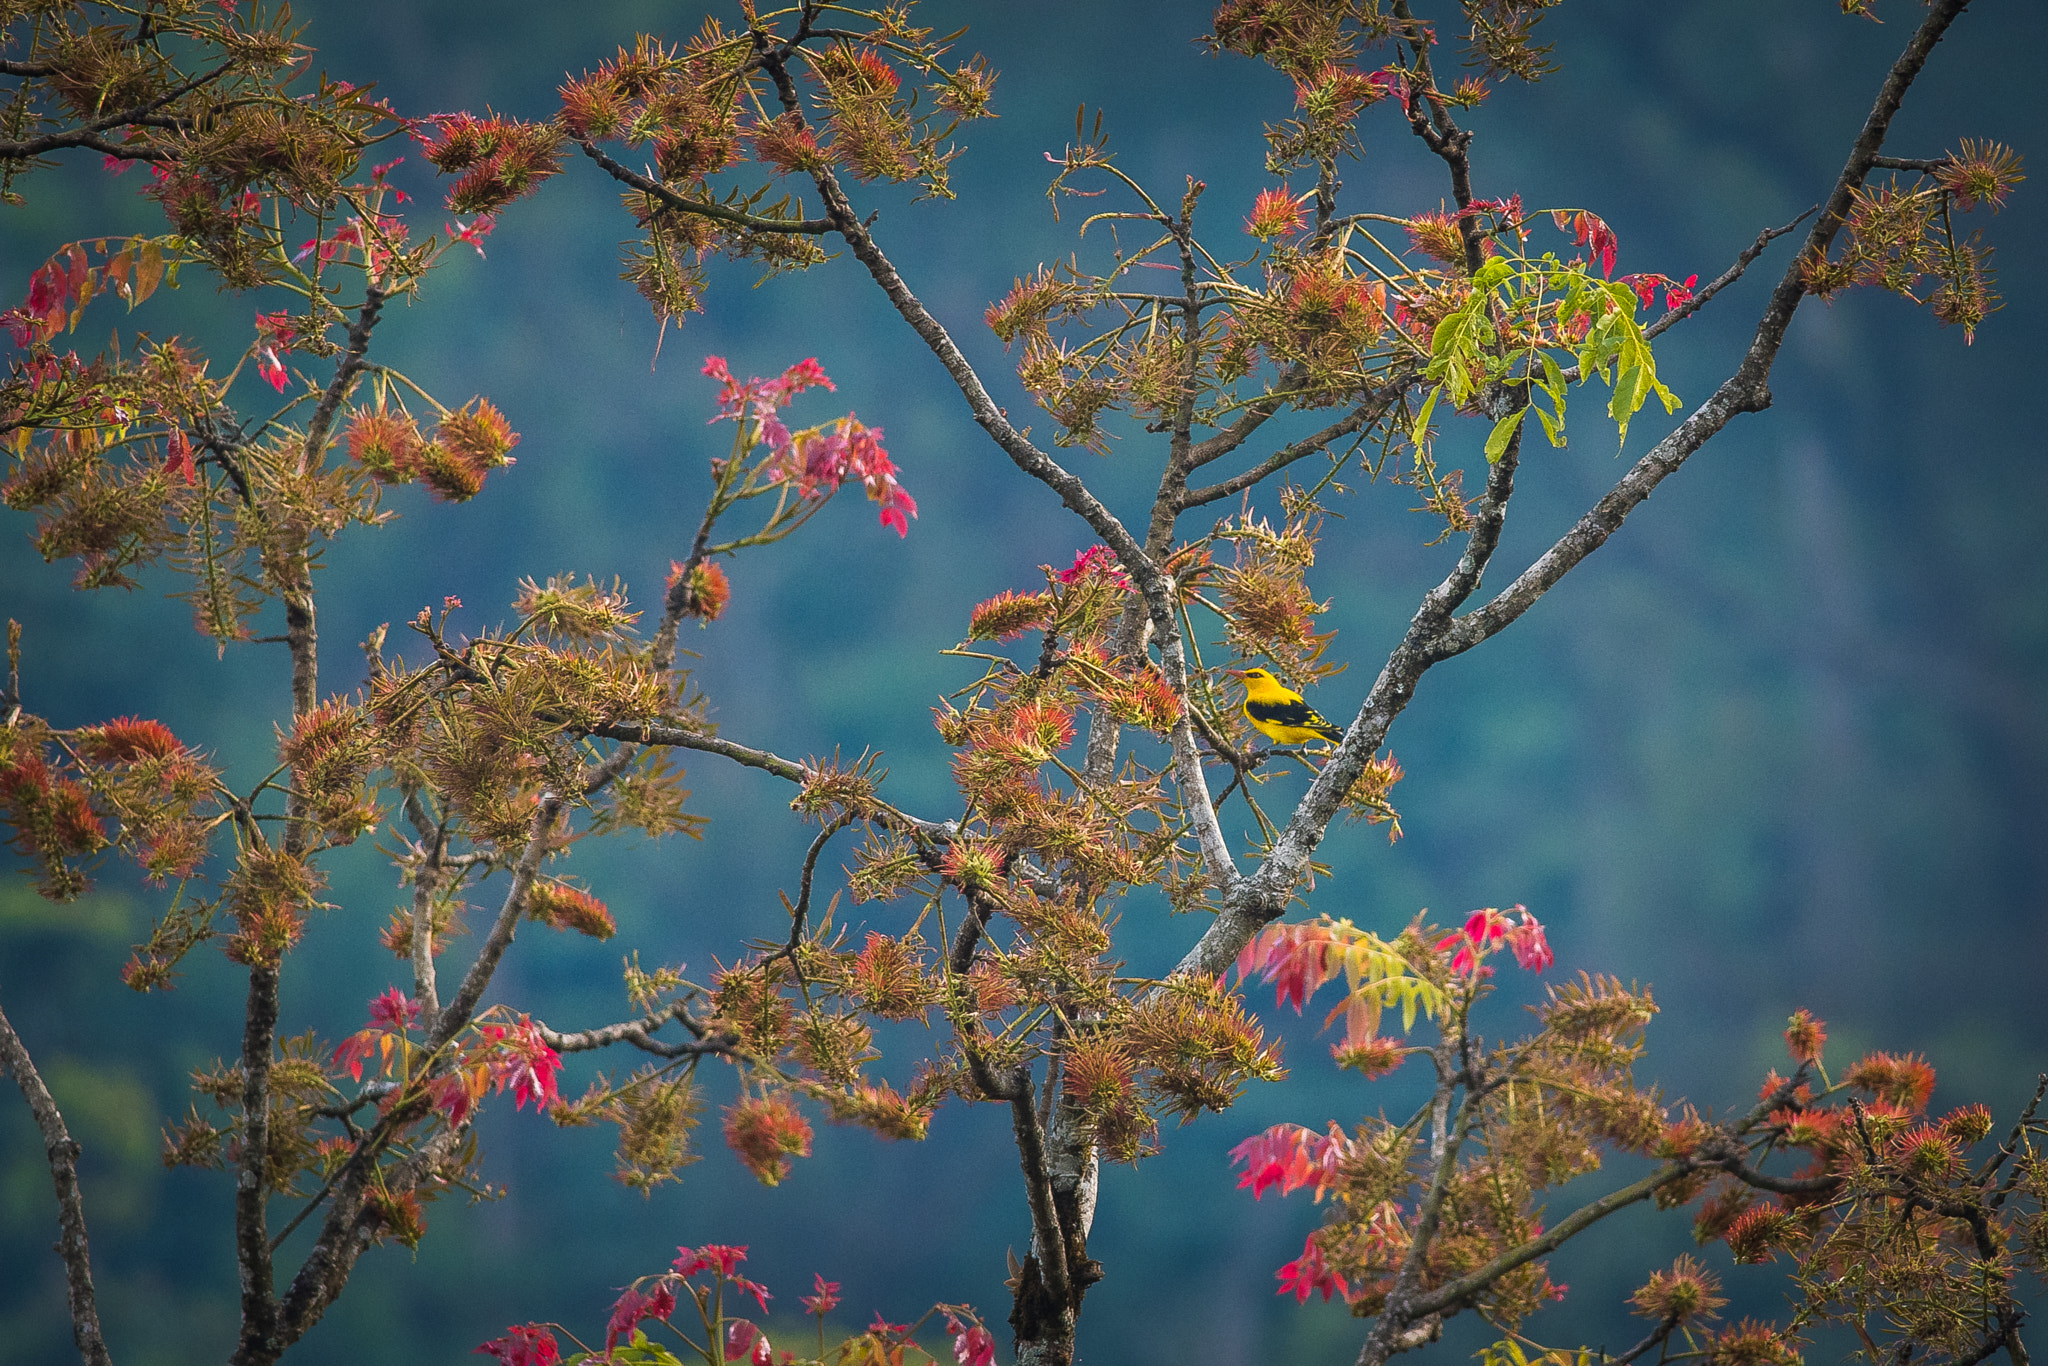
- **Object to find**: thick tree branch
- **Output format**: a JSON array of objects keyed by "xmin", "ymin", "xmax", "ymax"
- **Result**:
[
  {"xmin": 1440, "ymin": 0, "xmax": 1967, "ymax": 660},
  {"xmin": 1609, "ymin": 1320, "xmax": 1681, "ymax": 1366},
  {"xmin": 1389, "ymin": 0, "xmax": 1483, "ymax": 274},
  {"xmin": 227, "ymin": 293, "xmax": 385, "ymax": 1356},
  {"xmin": 740, "ymin": 56, "xmax": 1243, "ymax": 894},
  {"xmin": 1358, "ymin": 1072, "xmax": 1478, "ymax": 1366},
  {"xmin": 300, "ymin": 285, "xmax": 387, "ymax": 477},
  {"xmin": 231, "ymin": 960, "xmax": 282, "ymax": 1362},
  {"xmin": 0, "ymin": 128, "xmax": 171, "ymax": 161},
  {"xmin": 0, "ymin": 996, "xmax": 112, "ymax": 1366},
  {"xmin": 1170, "ymin": 0, "xmax": 1971, "ymax": 981},
  {"xmin": 0, "ymin": 57, "xmax": 235, "ymax": 162},
  {"xmin": 407, "ymin": 818, "xmax": 448, "ymax": 1035},
  {"xmin": 271, "ymin": 1108, "xmax": 460, "ymax": 1349},
  {"xmin": 263, "ymin": 797, "xmax": 567, "ymax": 1358},
  {"xmin": 536, "ymin": 1001, "xmax": 734, "ymax": 1058},
  {"xmin": 1172, "ymin": 408, "xmax": 1525, "ymax": 977},
  {"xmin": 1711, "ymin": 1152, "xmax": 1839, "ymax": 1196},
  {"xmin": 1950, "ymin": 1327, "xmax": 2018, "ymax": 1366},
  {"xmin": 1006, "ymin": 1079, "xmax": 1076, "ymax": 1345}
]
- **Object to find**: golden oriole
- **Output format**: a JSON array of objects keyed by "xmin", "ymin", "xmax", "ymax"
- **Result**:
[{"xmin": 1227, "ymin": 667, "xmax": 1345, "ymax": 746}]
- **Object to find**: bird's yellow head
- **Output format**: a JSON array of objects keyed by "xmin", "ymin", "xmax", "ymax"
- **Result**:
[{"xmin": 1227, "ymin": 667, "xmax": 1285, "ymax": 699}]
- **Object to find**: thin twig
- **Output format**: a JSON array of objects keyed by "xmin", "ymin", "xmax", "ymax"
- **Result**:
[{"xmin": 574, "ymin": 137, "xmax": 834, "ymax": 234}]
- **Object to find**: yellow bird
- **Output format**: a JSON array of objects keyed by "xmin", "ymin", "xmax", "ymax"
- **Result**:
[{"xmin": 1227, "ymin": 667, "xmax": 1345, "ymax": 747}]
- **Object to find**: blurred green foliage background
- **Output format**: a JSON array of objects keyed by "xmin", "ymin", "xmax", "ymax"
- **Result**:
[{"xmin": 3, "ymin": 2, "xmax": 2045, "ymax": 1363}]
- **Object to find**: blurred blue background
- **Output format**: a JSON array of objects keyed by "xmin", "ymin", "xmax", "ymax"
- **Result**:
[{"xmin": 4, "ymin": 2, "xmax": 2045, "ymax": 1363}]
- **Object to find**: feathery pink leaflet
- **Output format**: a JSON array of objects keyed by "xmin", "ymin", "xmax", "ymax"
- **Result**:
[
  {"xmin": 473, "ymin": 1325, "xmax": 560, "ymax": 1366},
  {"xmin": 948, "ymin": 1315, "xmax": 997, "ymax": 1366},
  {"xmin": 800, "ymin": 1274, "xmax": 842, "ymax": 1316},
  {"xmin": 700, "ymin": 355, "xmax": 914, "ymax": 536},
  {"xmin": 605, "ymin": 1283, "xmax": 676, "ymax": 1349},
  {"xmin": 1276, "ymin": 1233, "xmax": 1349, "ymax": 1304},
  {"xmin": 1230, "ymin": 1122, "xmax": 1351, "ymax": 1200}
]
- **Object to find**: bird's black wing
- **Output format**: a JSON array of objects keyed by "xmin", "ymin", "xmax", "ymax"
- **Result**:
[{"xmin": 1246, "ymin": 696, "xmax": 1344, "ymax": 741}]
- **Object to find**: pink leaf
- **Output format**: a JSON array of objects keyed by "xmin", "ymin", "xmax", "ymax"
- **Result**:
[
  {"xmin": 474, "ymin": 1325, "xmax": 560, "ymax": 1366},
  {"xmin": 800, "ymin": 1274, "xmax": 842, "ymax": 1316},
  {"xmin": 954, "ymin": 1322, "xmax": 997, "ymax": 1366},
  {"xmin": 725, "ymin": 1320, "xmax": 773, "ymax": 1366},
  {"xmin": 1276, "ymin": 1234, "xmax": 1349, "ymax": 1303}
]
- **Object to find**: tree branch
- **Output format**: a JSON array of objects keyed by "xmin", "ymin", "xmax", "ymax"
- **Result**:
[
  {"xmin": 765, "ymin": 814, "xmax": 855, "ymax": 977},
  {"xmin": 0, "ymin": 128, "xmax": 172, "ymax": 161},
  {"xmin": 1399, "ymin": 1081, "xmax": 1806, "ymax": 1328},
  {"xmin": 1007, "ymin": 1079, "xmax": 1075, "ymax": 1328},
  {"xmin": 0, "ymin": 996, "xmax": 112, "ymax": 1366},
  {"xmin": 574, "ymin": 137, "xmax": 835, "ymax": 234},
  {"xmin": 428, "ymin": 792, "xmax": 564, "ymax": 1053},
  {"xmin": 1711, "ymin": 1152, "xmax": 1839, "ymax": 1196},
  {"xmin": 231, "ymin": 958, "xmax": 282, "ymax": 1362},
  {"xmin": 407, "ymin": 817, "xmax": 447, "ymax": 1035},
  {"xmin": 300, "ymin": 284, "xmax": 387, "ymax": 478},
  {"xmin": 1173, "ymin": 0, "xmax": 1973, "ymax": 983},
  {"xmin": 1869, "ymin": 154, "xmax": 1948, "ymax": 173},
  {"xmin": 580, "ymin": 719, "xmax": 953, "ymax": 842},
  {"xmin": 263, "ymin": 797, "xmax": 567, "ymax": 1358},
  {"xmin": 1181, "ymin": 361, "xmax": 1309, "ymax": 472},
  {"xmin": 1974, "ymin": 1072, "xmax": 2045, "ymax": 1198},
  {"xmin": 0, "ymin": 57, "xmax": 235, "ymax": 162},
  {"xmin": 743, "ymin": 48, "xmax": 1245, "ymax": 896},
  {"xmin": 1640, "ymin": 211, "xmax": 1814, "ymax": 347},
  {"xmin": 584, "ymin": 719, "xmax": 807, "ymax": 782},
  {"xmin": 1389, "ymin": 0, "xmax": 1484, "ymax": 274},
  {"xmin": 1173, "ymin": 400, "xmax": 1525, "ymax": 977},
  {"xmin": 1439, "ymin": 0, "xmax": 1968, "ymax": 661},
  {"xmin": 271, "ymin": 1102, "xmax": 456, "ymax": 1349},
  {"xmin": 535, "ymin": 1001, "xmax": 733, "ymax": 1058},
  {"xmin": 1609, "ymin": 1320, "xmax": 1680, "ymax": 1366},
  {"xmin": 1174, "ymin": 375, "xmax": 1414, "ymax": 512},
  {"xmin": 1358, "ymin": 1070, "xmax": 1478, "ymax": 1366},
  {"xmin": 1408, "ymin": 1157, "xmax": 1696, "ymax": 1323}
]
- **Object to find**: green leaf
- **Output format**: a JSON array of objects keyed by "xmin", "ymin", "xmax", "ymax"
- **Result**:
[
  {"xmin": 1473, "ymin": 256, "xmax": 1513, "ymax": 291},
  {"xmin": 1575, "ymin": 338, "xmax": 1603, "ymax": 386},
  {"xmin": 1483, "ymin": 406, "xmax": 1528, "ymax": 463},
  {"xmin": 1534, "ymin": 403, "xmax": 1563, "ymax": 447},
  {"xmin": 1410, "ymin": 385, "xmax": 1441, "ymax": 448},
  {"xmin": 1429, "ymin": 309, "xmax": 1469, "ymax": 361},
  {"xmin": 1538, "ymin": 352, "xmax": 1566, "ymax": 406},
  {"xmin": 1653, "ymin": 374, "xmax": 1681, "ymax": 415},
  {"xmin": 1609, "ymin": 363, "xmax": 1648, "ymax": 446}
]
